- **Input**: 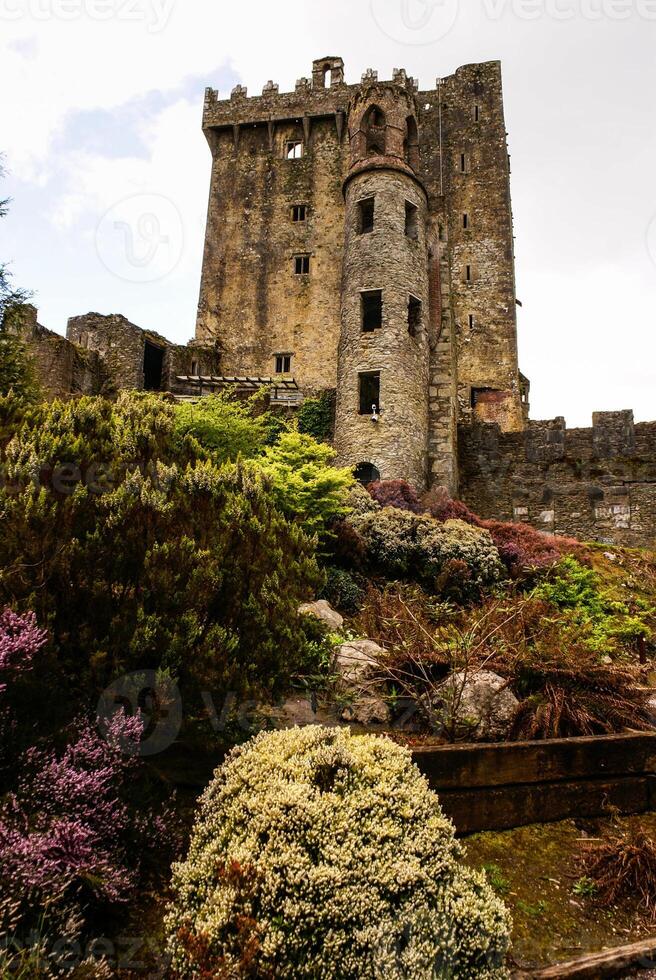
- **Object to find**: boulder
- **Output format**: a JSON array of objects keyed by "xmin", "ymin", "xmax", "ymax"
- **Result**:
[
  {"xmin": 298, "ymin": 600, "xmax": 344, "ymax": 631},
  {"xmin": 434, "ymin": 670, "xmax": 519, "ymax": 742},
  {"xmin": 334, "ymin": 639, "xmax": 385, "ymax": 686},
  {"xmin": 341, "ymin": 695, "xmax": 391, "ymax": 726}
]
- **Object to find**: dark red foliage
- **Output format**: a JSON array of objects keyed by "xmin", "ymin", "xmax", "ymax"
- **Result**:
[
  {"xmin": 422, "ymin": 487, "xmax": 581, "ymax": 578},
  {"xmin": 422, "ymin": 486, "xmax": 482, "ymax": 525},
  {"xmin": 484, "ymin": 519, "xmax": 581, "ymax": 577},
  {"xmin": 367, "ymin": 480, "xmax": 423, "ymax": 514}
]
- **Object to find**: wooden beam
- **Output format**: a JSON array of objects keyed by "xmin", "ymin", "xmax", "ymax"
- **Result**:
[
  {"xmin": 512, "ymin": 936, "xmax": 656, "ymax": 979},
  {"xmin": 413, "ymin": 733, "xmax": 656, "ymax": 789}
]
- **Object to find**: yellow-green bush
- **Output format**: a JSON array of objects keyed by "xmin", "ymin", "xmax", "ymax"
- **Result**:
[{"xmin": 166, "ymin": 726, "xmax": 511, "ymax": 979}]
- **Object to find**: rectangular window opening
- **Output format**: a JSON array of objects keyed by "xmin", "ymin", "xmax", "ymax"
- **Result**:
[
  {"xmin": 405, "ymin": 201, "xmax": 418, "ymax": 240},
  {"xmin": 474, "ymin": 105, "xmax": 480, "ymax": 122},
  {"xmin": 460, "ymin": 153, "xmax": 467, "ymax": 173},
  {"xmin": 285, "ymin": 140, "xmax": 303, "ymax": 160},
  {"xmin": 468, "ymin": 314, "xmax": 475, "ymax": 330},
  {"xmin": 292, "ymin": 204, "xmax": 307, "ymax": 222},
  {"xmin": 275, "ymin": 353, "xmax": 292, "ymax": 374},
  {"xmin": 359, "ymin": 371, "xmax": 380, "ymax": 415},
  {"xmin": 361, "ymin": 290, "xmax": 383, "ymax": 332},
  {"xmin": 358, "ymin": 197, "xmax": 375, "ymax": 234},
  {"xmin": 463, "ymin": 213, "xmax": 469, "ymax": 230},
  {"xmin": 466, "ymin": 264, "xmax": 472, "ymax": 282},
  {"xmin": 294, "ymin": 254, "xmax": 311, "ymax": 275},
  {"xmin": 408, "ymin": 296, "xmax": 423, "ymax": 337}
]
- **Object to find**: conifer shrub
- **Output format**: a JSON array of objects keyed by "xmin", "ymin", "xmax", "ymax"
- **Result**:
[
  {"xmin": 259, "ymin": 431, "xmax": 354, "ymax": 538},
  {"xmin": 350, "ymin": 509, "xmax": 504, "ymax": 599},
  {"xmin": 319, "ymin": 566, "xmax": 364, "ymax": 613},
  {"xmin": 173, "ymin": 393, "xmax": 269, "ymax": 464},
  {"xmin": 166, "ymin": 726, "xmax": 511, "ymax": 979},
  {"xmin": 0, "ymin": 394, "xmax": 321, "ymax": 697}
]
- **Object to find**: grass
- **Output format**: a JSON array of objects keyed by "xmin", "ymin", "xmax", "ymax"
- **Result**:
[{"xmin": 464, "ymin": 813, "xmax": 656, "ymax": 970}]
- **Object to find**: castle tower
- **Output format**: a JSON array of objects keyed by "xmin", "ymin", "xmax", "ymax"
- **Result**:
[{"xmin": 334, "ymin": 76, "xmax": 431, "ymax": 485}]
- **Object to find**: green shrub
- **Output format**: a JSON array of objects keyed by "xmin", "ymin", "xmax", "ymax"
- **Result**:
[
  {"xmin": 0, "ymin": 393, "xmax": 321, "ymax": 698},
  {"xmin": 350, "ymin": 509, "xmax": 504, "ymax": 599},
  {"xmin": 173, "ymin": 393, "xmax": 268, "ymax": 463},
  {"xmin": 534, "ymin": 557, "xmax": 653, "ymax": 657},
  {"xmin": 258, "ymin": 431, "xmax": 354, "ymax": 538},
  {"xmin": 166, "ymin": 727, "xmax": 511, "ymax": 979},
  {"xmin": 346, "ymin": 481, "xmax": 380, "ymax": 515},
  {"xmin": 296, "ymin": 392, "xmax": 333, "ymax": 441},
  {"xmin": 319, "ymin": 566, "xmax": 364, "ymax": 613}
]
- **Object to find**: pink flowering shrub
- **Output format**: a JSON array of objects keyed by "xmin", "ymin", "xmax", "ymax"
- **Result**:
[
  {"xmin": 0, "ymin": 607, "xmax": 47, "ymax": 693},
  {"xmin": 0, "ymin": 609, "xmax": 178, "ymax": 954}
]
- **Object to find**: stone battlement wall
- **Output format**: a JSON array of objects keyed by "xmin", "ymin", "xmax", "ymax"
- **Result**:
[{"xmin": 458, "ymin": 411, "xmax": 656, "ymax": 547}]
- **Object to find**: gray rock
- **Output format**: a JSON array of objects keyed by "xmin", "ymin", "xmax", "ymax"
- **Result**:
[
  {"xmin": 335, "ymin": 639, "xmax": 385, "ymax": 686},
  {"xmin": 341, "ymin": 696, "xmax": 391, "ymax": 726},
  {"xmin": 434, "ymin": 670, "xmax": 519, "ymax": 742},
  {"xmin": 298, "ymin": 600, "xmax": 344, "ymax": 631}
]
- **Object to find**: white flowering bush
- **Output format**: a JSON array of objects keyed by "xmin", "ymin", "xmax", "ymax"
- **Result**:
[{"xmin": 166, "ymin": 727, "xmax": 511, "ymax": 978}]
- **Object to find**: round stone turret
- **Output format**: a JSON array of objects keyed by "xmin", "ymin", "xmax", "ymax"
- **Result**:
[{"xmin": 334, "ymin": 80, "xmax": 430, "ymax": 486}]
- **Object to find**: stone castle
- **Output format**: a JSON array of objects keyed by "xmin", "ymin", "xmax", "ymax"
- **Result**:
[{"xmin": 9, "ymin": 57, "xmax": 656, "ymax": 547}]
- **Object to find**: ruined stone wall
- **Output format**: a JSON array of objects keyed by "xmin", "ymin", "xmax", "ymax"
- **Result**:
[
  {"xmin": 458, "ymin": 411, "xmax": 656, "ymax": 548},
  {"xmin": 67, "ymin": 313, "xmax": 153, "ymax": 393},
  {"xmin": 6, "ymin": 305, "xmax": 100, "ymax": 399}
]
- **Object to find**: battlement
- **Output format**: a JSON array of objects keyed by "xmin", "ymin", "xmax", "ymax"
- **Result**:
[{"xmin": 201, "ymin": 57, "xmax": 500, "ymax": 132}]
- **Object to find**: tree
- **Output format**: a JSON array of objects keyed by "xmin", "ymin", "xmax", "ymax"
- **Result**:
[{"xmin": 0, "ymin": 158, "xmax": 37, "ymax": 401}]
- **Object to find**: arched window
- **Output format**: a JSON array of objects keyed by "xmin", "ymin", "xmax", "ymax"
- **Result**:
[
  {"xmin": 354, "ymin": 462, "xmax": 381, "ymax": 486},
  {"xmin": 323, "ymin": 64, "xmax": 332, "ymax": 87},
  {"xmin": 364, "ymin": 105, "xmax": 386, "ymax": 156},
  {"xmin": 404, "ymin": 115, "xmax": 419, "ymax": 168}
]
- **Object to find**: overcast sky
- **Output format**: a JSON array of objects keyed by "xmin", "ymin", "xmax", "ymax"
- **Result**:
[{"xmin": 1, "ymin": 0, "xmax": 655, "ymax": 425}]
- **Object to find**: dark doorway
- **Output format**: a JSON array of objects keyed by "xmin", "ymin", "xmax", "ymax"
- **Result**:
[
  {"xmin": 354, "ymin": 462, "xmax": 380, "ymax": 485},
  {"xmin": 143, "ymin": 341, "xmax": 164, "ymax": 391}
]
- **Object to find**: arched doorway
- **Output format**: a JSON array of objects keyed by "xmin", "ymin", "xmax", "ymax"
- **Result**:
[{"xmin": 354, "ymin": 461, "xmax": 381, "ymax": 485}]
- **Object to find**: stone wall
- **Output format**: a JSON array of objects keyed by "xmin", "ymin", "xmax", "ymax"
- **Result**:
[
  {"xmin": 458, "ymin": 411, "xmax": 656, "ymax": 548},
  {"xmin": 334, "ymin": 165, "xmax": 430, "ymax": 485},
  {"xmin": 196, "ymin": 62, "xmax": 350, "ymax": 395}
]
